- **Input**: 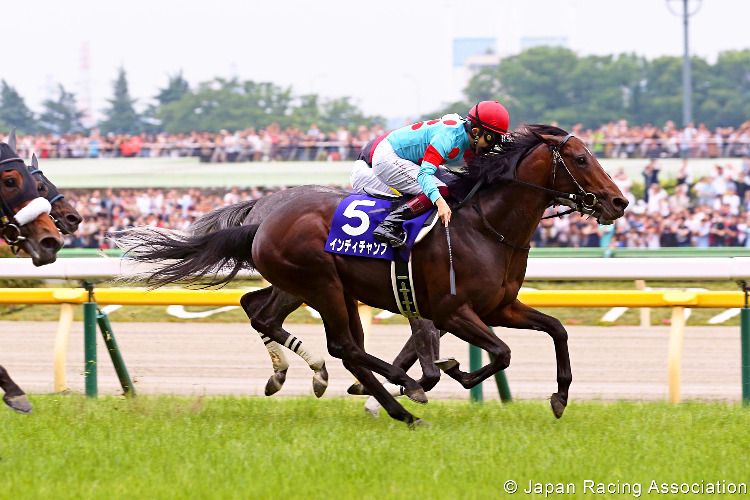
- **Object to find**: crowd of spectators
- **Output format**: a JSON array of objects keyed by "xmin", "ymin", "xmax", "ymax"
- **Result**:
[
  {"xmin": 57, "ymin": 154, "xmax": 750, "ymax": 250},
  {"xmin": 7, "ymin": 119, "xmax": 750, "ymax": 162},
  {"xmin": 532, "ymin": 155, "xmax": 750, "ymax": 249}
]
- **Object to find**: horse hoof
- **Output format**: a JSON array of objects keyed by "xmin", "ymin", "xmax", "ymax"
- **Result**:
[
  {"xmin": 404, "ymin": 387, "xmax": 428, "ymax": 405},
  {"xmin": 408, "ymin": 418, "xmax": 431, "ymax": 430},
  {"xmin": 264, "ymin": 369, "xmax": 287, "ymax": 396},
  {"xmin": 550, "ymin": 393, "xmax": 567, "ymax": 419},
  {"xmin": 312, "ymin": 365, "xmax": 329, "ymax": 398},
  {"xmin": 347, "ymin": 382, "xmax": 367, "ymax": 396},
  {"xmin": 3, "ymin": 395, "xmax": 32, "ymax": 414},
  {"xmin": 364, "ymin": 397, "xmax": 381, "ymax": 418},
  {"xmin": 434, "ymin": 357, "xmax": 459, "ymax": 372}
]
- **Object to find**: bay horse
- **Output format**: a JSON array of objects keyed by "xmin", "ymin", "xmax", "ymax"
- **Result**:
[
  {"xmin": 0, "ymin": 142, "xmax": 64, "ymax": 265},
  {"xmin": 121, "ymin": 125, "xmax": 627, "ymax": 428},
  {"xmin": 29, "ymin": 153, "xmax": 82, "ymax": 235},
  {"xmin": 1, "ymin": 142, "xmax": 75, "ymax": 414},
  {"xmin": 189, "ymin": 187, "xmax": 442, "ymax": 402}
]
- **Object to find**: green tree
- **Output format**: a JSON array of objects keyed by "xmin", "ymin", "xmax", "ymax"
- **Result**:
[
  {"xmin": 38, "ymin": 84, "xmax": 85, "ymax": 135},
  {"xmin": 157, "ymin": 78, "xmax": 294, "ymax": 133},
  {"xmin": 99, "ymin": 67, "xmax": 143, "ymax": 135},
  {"xmin": 320, "ymin": 97, "xmax": 384, "ymax": 131},
  {"xmin": 432, "ymin": 46, "xmax": 750, "ymax": 130},
  {"xmin": 143, "ymin": 71, "xmax": 191, "ymax": 133},
  {"xmin": 0, "ymin": 80, "xmax": 36, "ymax": 133},
  {"xmin": 155, "ymin": 71, "xmax": 190, "ymax": 106}
]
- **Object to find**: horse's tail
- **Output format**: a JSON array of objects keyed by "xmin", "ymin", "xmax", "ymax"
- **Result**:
[
  {"xmin": 116, "ymin": 224, "xmax": 259, "ymax": 289},
  {"xmin": 188, "ymin": 199, "xmax": 258, "ymax": 235}
]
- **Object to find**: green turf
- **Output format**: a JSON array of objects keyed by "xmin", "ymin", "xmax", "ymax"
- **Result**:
[{"xmin": 1, "ymin": 396, "xmax": 747, "ymax": 499}]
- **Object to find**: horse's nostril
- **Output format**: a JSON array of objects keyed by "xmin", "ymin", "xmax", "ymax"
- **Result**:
[
  {"xmin": 613, "ymin": 197, "xmax": 629, "ymax": 211},
  {"xmin": 41, "ymin": 236, "xmax": 63, "ymax": 252},
  {"xmin": 66, "ymin": 214, "xmax": 83, "ymax": 226}
]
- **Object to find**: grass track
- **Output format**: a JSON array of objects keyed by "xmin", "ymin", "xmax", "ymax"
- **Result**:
[{"xmin": 1, "ymin": 396, "xmax": 748, "ymax": 499}]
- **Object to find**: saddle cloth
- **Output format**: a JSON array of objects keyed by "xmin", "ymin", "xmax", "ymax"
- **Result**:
[{"xmin": 325, "ymin": 193, "xmax": 438, "ymax": 261}]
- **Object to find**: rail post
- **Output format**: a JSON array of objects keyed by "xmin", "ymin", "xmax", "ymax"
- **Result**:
[
  {"xmin": 96, "ymin": 308, "xmax": 135, "ymax": 396},
  {"xmin": 740, "ymin": 281, "xmax": 750, "ymax": 405},
  {"xmin": 469, "ymin": 328, "xmax": 513, "ymax": 403},
  {"xmin": 469, "ymin": 345, "xmax": 483, "ymax": 403},
  {"xmin": 83, "ymin": 282, "xmax": 97, "ymax": 397}
]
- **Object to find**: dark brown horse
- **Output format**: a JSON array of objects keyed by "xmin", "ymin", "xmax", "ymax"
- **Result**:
[
  {"xmin": 0, "ymin": 142, "xmax": 64, "ymax": 265},
  {"xmin": 0, "ymin": 140, "xmax": 78, "ymax": 414},
  {"xmin": 29, "ymin": 154, "xmax": 82, "ymax": 235},
  {"xmin": 121, "ymin": 125, "xmax": 627, "ymax": 427},
  {"xmin": 189, "ymin": 187, "xmax": 442, "ymax": 402}
]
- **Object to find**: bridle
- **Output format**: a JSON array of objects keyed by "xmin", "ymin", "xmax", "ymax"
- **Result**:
[
  {"xmin": 456, "ymin": 133, "xmax": 604, "ymax": 251},
  {"xmin": 29, "ymin": 159, "xmax": 65, "ymax": 231},
  {"xmin": 514, "ymin": 134, "xmax": 600, "ymax": 219}
]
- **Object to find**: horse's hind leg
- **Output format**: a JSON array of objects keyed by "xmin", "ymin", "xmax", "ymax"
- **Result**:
[
  {"xmin": 338, "ymin": 296, "xmax": 427, "ymax": 428},
  {"xmin": 484, "ymin": 300, "xmax": 572, "ymax": 418},
  {"xmin": 0, "ymin": 364, "xmax": 32, "ymax": 414},
  {"xmin": 241, "ymin": 287, "xmax": 328, "ymax": 397}
]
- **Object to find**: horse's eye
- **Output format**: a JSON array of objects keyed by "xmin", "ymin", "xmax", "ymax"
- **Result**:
[
  {"xmin": 576, "ymin": 156, "xmax": 587, "ymax": 165},
  {"xmin": 3, "ymin": 178, "xmax": 16, "ymax": 188}
]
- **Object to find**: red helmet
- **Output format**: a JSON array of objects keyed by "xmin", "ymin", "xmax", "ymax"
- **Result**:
[{"xmin": 467, "ymin": 101, "xmax": 510, "ymax": 135}]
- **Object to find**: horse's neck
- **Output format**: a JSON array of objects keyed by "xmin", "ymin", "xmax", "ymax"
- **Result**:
[{"xmin": 475, "ymin": 177, "xmax": 551, "ymax": 248}]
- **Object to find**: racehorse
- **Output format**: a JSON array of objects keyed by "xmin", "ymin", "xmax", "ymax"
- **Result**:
[
  {"xmin": 189, "ymin": 187, "xmax": 442, "ymax": 402},
  {"xmin": 29, "ymin": 154, "xmax": 82, "ymax": 234},
  {"xmin": 1, "ymin": 140, "xmax": 79, "ymax": 414},
  {"xmin": 0, "ymin": 140, "xmax": 64, "ymax": 266},
  {"xmin": 120, "ymin": 124, "xmax": 627, "ymax": 428}
]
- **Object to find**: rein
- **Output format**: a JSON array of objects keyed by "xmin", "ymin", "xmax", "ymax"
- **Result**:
[{"xmin": 463, "ymin": 133, "xmax": 600, "ymax": 251}]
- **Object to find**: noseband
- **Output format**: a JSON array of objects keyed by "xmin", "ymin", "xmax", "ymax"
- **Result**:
[{"xmin": 548, "ymin": 134, "xmax": 599, "ymax": 217}]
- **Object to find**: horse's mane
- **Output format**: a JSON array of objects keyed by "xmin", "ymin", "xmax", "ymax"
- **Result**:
[{"xmin": 447, "ymin": 123, "xmax": 569, "ymax": 200}]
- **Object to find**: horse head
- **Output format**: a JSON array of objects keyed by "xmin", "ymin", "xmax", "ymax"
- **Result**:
[
  {"xmin": 0, "ymin": 139, "xmax": 63, "ymax": 265},
  {"xmin": 517, "ymin": 125, "xmax": 628, "ymax": 225},
  {"xmin": 29, "ymin": 154, "xmax": 82, "ymax": 234}
]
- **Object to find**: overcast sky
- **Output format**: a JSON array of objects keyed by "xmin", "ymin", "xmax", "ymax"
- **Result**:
[{"xmin": 5, "ymin": 0, "xmax": 749, "ymax": 124}]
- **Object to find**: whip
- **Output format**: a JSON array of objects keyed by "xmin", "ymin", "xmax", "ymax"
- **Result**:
[{"xmin": 446, "ymin": 225, "xmax": 456, "ymax": 295}]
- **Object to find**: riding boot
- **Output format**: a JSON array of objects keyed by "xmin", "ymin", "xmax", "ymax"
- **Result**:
[
  {"xmin": 373, "ymin": 188, "xmax": 449, "ymax": 248},
  {"xmin": 372, "ymin": 203, "xmax": 415, "ymax": 248}
]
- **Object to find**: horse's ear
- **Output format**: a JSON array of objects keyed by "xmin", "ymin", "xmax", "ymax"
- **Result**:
[
  {"xmin": 31, "ymin": 153, "xmax": 38, "ymax": 169},
  {"xmin": 8, "ymin": 127, "xmax": 16, "ymax": 154},
  {"xmin": 535, "ymin": 133, "xmax": 556, "ymax": 146}
]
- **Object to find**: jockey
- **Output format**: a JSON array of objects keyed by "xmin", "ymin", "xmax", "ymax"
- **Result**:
[{"xmin": 349, "ymin": 100, "xmax": 511, "ymax": 248}]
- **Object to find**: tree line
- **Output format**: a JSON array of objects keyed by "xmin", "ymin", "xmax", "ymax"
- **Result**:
[{"xmin": 2, "ymin": 46, "xmax": 749, "ymax": 136}]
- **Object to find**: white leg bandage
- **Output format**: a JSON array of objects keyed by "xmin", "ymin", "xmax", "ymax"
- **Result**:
[
  {"xmin": 283, "ymin": 335, "xmax": 325, "ymax": 371},
  {"xmin": 261, "ymin": 335, "xmax": 289, "ymax": 371}
]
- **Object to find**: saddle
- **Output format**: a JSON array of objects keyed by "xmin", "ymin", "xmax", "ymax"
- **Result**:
[
  {"xmin": 325, "ymin": 193, "xmax": 439, "ymax": 262},
  {"xmin": 325, "ymin": 192, "xmax": 441, "ymax": 319}
]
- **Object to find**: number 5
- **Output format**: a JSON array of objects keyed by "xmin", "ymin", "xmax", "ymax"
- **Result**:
[{"xmin": 342, "ymin": 200, "xmax": 376, "ymax": 236}]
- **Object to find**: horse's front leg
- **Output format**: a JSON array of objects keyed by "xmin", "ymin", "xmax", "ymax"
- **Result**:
[
  {"xmin": 432, "ymin": 305, "xmax": 512, "ymax": 389},
  {"xmin": 0, "ymin": 364, "xmax": 32, "ymax": 414},
  {"xmin": 484, "ymin": 299, "xmax": 572, "ymax": 418},
  {"xmin": 362, "ymin": 319, "xmax": 445, "ymax": 418}
]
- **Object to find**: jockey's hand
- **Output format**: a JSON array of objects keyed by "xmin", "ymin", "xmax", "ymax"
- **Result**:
[{"xmin": 436, "ymin": 197, "xmax": 451, "ymax": 226}]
